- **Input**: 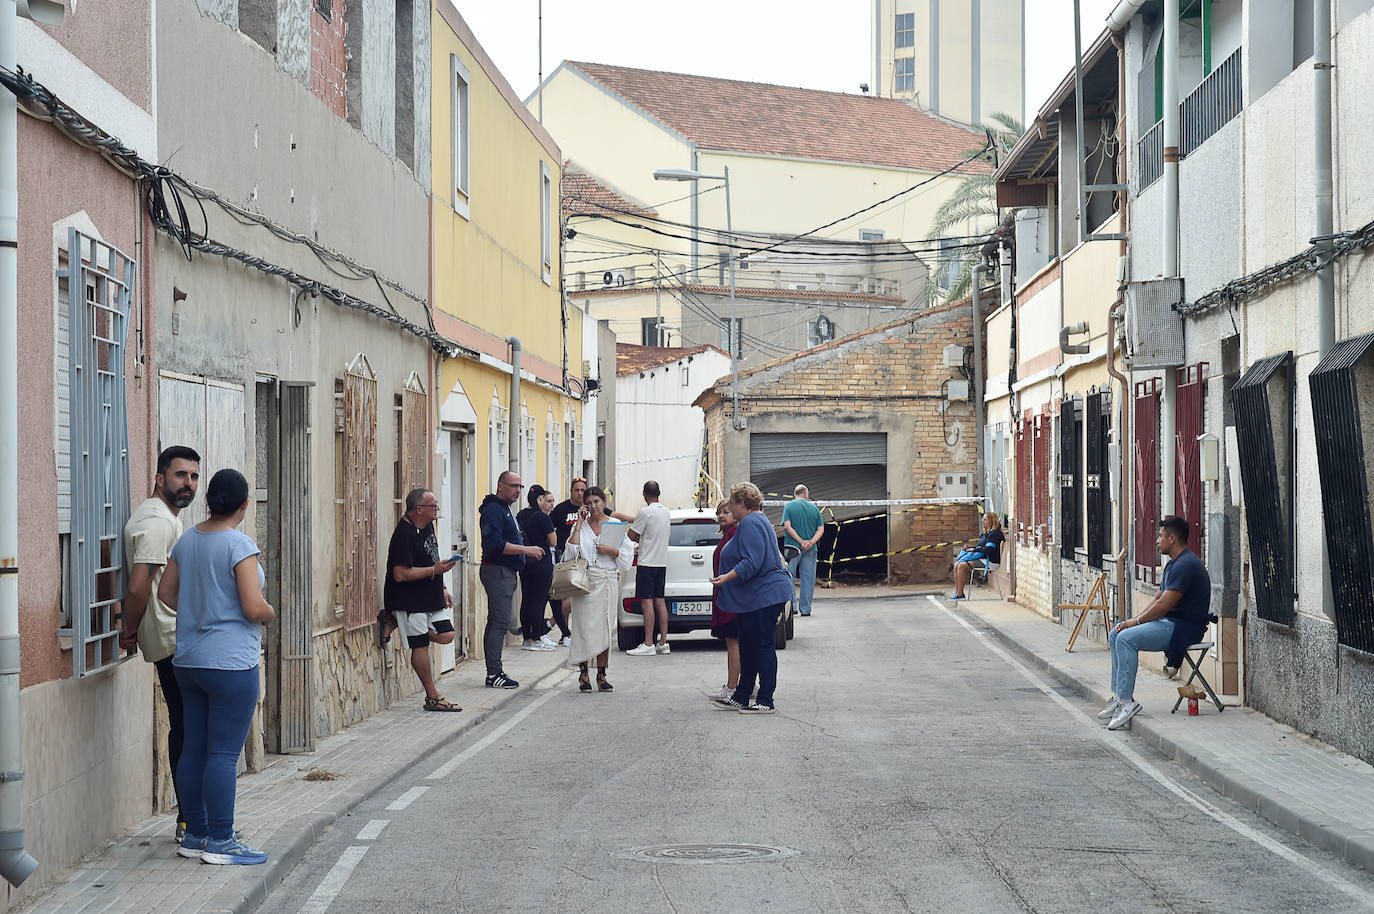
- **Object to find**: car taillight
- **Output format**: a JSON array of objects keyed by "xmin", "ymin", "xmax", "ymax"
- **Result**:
[{"xmin": 622, "ymin": 599, "xmax": 642, "ymax": 615}]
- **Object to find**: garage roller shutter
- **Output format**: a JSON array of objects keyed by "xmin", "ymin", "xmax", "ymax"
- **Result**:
[{"xmin": 749, "ymin": 433, "xmax": 886, "ymax": 473}]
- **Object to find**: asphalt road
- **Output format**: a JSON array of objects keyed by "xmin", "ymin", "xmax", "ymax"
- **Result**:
[{"xmin": 259, "ymin": 595, "xmax": 1374, "ymax": 913}]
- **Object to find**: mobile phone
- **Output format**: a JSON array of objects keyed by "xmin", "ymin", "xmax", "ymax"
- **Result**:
[{"xmin": 447, "ymin": 553, "xmax": 462, "ymax": 563}]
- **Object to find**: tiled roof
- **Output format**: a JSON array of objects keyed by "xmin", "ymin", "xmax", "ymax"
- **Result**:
[
  {"xmin": 561, "ymin": 163, "xmax": 658, "ymax": 217},
  {"xmin": 567, "ymin": 61, "xmax": 990, "ymax": 175},
  {"xmin": 616, "ymin": 343, "xmax": 728, "ymax": 376}
]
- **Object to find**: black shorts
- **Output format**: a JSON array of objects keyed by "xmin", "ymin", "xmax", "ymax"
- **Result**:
[{"xmin": 634, "ymin": 565, "xmax": 667, "ymax": 599}]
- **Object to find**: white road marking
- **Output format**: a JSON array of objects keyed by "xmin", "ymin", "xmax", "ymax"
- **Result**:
[
  {"xmin": 384, "ymin": 786, "xmax": 429, "ymax": 811},
  {"xmin": 427, "ymin": 677, "xmax": 567, "ymax": 780},
  {"xmin": 355, "ymin": 819, "xmax": 389, "ymax": 841},
  {"xmin": 297, "ymin": 845, "xmax": 368, "ymax": 914},
  {"xmin": 926, "ymin": 596, "xmax": 1374, "ymax": 906}
]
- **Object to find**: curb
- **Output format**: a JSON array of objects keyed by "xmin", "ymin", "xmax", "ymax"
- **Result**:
[
  {"xmin": 956, "ymin": 602, "xmax": 1374, "ymax": 874},
  {"xmin": 209, "ymin": 659, "xmax": 571, "ymax": 914}
]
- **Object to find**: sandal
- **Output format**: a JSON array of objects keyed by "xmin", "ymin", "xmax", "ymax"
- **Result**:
[
  {"xmin": 578, "ymin": 664, "xmax": 592, "ymax": 693},
  {"xmin": 376, "ymin": 608, "xmax": 398, "ymax": 647},
  {"xmin": 596, "ymin": 668, "xmax": 613, "ymax": 692},
  {"xmin": 423, "ymin": 695, "xmax": 462, "ymax": 712}
]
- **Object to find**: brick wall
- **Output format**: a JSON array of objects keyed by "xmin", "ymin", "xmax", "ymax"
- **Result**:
[
  {"xmin": 311, "ymin": 2, "xmax": 346, "ymax": 117},
  {"xmin": 700, "ymin": 301, "xmax": 982, "ymax": 584}
]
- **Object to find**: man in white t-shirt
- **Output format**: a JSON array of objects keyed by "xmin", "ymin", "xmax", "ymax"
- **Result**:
[
  {"xmin": 121, "ymin": 445, "xmax": 200, "ymax": 841},
  {"xmin": 622, "ymin": 481, "xmax": 671, "ymax": 655}
]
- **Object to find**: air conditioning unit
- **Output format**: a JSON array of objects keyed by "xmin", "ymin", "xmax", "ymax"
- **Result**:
[
  {"xmin": 1125, "ymin": 278, "xmax": 1186, "ymax": 368},
  {"xmin": 602, "ymin": 269, "xmax": 629, "ymax": 287}
]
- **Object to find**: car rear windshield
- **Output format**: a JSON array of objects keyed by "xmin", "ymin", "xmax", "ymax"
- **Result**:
[{"xmin": 671, "ymin": 520, "xmax": 723, "ymax": 547}]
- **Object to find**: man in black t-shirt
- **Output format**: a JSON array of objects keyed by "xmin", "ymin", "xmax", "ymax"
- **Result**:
[
  {"xmin": 550, "ymin": 477, "xmax": 588, "ymax": 559},
  {"xmin": 383, "ymin": 488, "xmax": 460, "ymax": 712}
]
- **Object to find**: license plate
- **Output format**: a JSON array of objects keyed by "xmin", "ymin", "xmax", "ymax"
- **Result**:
[{"xmin": 672, "ymin": 601, "xmax": 711, "ymax": 616}]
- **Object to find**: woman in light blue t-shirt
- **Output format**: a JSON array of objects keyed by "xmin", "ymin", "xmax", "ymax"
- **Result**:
[{"xmin": 158, "ymin": 468, "xmax": 275, "ymax": 866}]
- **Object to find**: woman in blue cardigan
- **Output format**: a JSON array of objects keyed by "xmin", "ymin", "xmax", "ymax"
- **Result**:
[{"xmin": 709, "ymin": 482, "xmax": 794, "ymax": 713}]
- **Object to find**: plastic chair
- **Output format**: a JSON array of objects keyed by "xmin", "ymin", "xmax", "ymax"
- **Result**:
[{"xmin": 971, "ymin": 558, "xmax": 1002, "ymax": 599}]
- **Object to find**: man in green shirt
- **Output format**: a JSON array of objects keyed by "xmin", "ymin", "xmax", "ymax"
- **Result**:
[{"xmin": 782, "ymin": 484, "xmax": 824, "ymax": 617}]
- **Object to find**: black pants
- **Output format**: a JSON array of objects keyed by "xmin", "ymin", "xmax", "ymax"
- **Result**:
[
  {"xmin": 549, "ymin": 598, "xmax": 571, "ymax": 638},
  {"xmin": 519, "ymin": 563, "xmax": 555, "ymax": 641},
  {"xmin": 730, "ymin": 603, "xmax": 782, "ymax": 708},
  {"xmin": 154, "ymin": 656, "xmax": 186, "ymax": 821}
]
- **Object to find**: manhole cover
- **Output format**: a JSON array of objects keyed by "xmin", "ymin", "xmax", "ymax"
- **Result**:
[{"xmin": 616, "ymin": 844, "xmax": 799, "ymax": 865}]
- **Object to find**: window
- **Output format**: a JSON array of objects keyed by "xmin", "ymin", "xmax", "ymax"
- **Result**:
[
  {"xmin": 540, "ymin": 161, "xmax": 552, "ymax": 285},
  {"xmin": 670, "ymin": 520, "xmax": 723, "ymax": 548},
  {"xmin": 394, "ymin": 372, "xmax": 428, "ymax": 525},
  {"xmin": 545, "ymin": 409, "xmax": 560, "ymax": 493},
  {"xmin": 488, "ymin": 392, "xmax": 508, "ymax": 489},
  {"xmin": 719, "ymin": 318, "xmax": 743, "ymax": 358},
  {"xmin": 860, "ymin": 229, "xmax": 885, "ymax": 242},
  {"xmin": 520, "ymin": 406, "xmax": 537, "ymax": 484},
  {"xmin": 55, "ymin": 228, "xmax": 134, "ymax": 677},
  {"xmin": 641, "ymin": 316, "xmax": 663, "ymax": 347},
  {"xmin": 895, "ymin": 56, "xmax": 915, "ymax": 94},
  {"xmin": 681, "ymin": 363, "xmax": 690, "ymax": 387},
  {"xmin": 937, "ymin": 237, "xmax": 962, "ymax": 292},
  {"xmin": 337, "ymin": 355, "xmax": 378, "ymax": 630},
  {"xmin": 895, "ymin": 12, "xmax": 914, "ymax": 48},
  {"xmin": 451, "ymin": 54, "xmax": 470, "ymax": 218}
]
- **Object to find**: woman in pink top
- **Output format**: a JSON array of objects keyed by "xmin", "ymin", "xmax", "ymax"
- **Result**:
[{"xmin": 706, "ymin": 500, "xmax": 740, "ymax": 702}]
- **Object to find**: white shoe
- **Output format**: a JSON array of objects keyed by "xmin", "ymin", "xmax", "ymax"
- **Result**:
[
  {"xmin": 1097, "ymin": 696, "xmax": 1123, "ymax": 720},
  {"xmin": 655, "ymin": 642, "xmax": 671, "ymax": 655},
  {"xmin": 537, "ymin": 636, "xmax": 559, "ymax": 650},
  {"xmin": 704, "ymin": 685, "xmax": 733, "ymax": 701},
  {"xmin": 626, "ymin": 643, "xmax": 657, "ymax": 656},
  {"xmin": 558, "ymin": 636, "xmax": 572, "ymax": 647},
  {"xmin": 1107, "ymin": 701, "xmax": 1142, "ymax": 730},
  {"xmin": 520, "ymin": 640, "xmax": 540, "ymax": 651}
]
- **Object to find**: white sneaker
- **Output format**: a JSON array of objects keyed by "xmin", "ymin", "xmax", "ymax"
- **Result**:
[
  {"xmin": 537, "ymin": 636, "xmax": 559, "ymax": 650},
  {"xmin": 704, "ymin": 685, "xmax": 733, "ymax": 701},
  {"xmin": 1097, "ymin": 696, "xmax": 1123, "ymax": 720},
  {"xmin": 520, "ymin": 640, "xmax": 540, "ymax": 651},
  {"xmin": 626, "ymin": 643, "xmax": 657, "ymax": 656},
  {"xmin": 558, "ymin": 635, "xmax": 572, "ymax": 647},
  {"xmin": 655, "ymin": 642, "xmax": 671, "ymax": 655},
  {"xmin": 1107, "ymin": 701, "xmax": 1142, "ymax": 730}
]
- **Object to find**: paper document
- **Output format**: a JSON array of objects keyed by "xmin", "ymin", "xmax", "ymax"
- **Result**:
[{"xmin": 599, "ymin": 521, "xmax": 628, "ymax": 550}]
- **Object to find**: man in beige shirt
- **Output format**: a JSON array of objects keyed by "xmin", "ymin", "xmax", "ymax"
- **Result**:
[{"xmin": 121, "ymin": 445, "xmax": 200, "ymax": 839}]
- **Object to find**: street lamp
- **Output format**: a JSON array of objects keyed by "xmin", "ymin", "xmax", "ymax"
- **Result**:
[{"xmin": 653, "ymin": 166, "xmax": 743, "ymax": 430}]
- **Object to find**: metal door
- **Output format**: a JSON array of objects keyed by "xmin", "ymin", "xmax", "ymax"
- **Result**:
[
  {"xmin": 277, "ymin": 382, "xmax": 314, "ymax": 751},
  {"xmin": 440, "ymin": 428, "xmax": 470, "ymax": 666}
]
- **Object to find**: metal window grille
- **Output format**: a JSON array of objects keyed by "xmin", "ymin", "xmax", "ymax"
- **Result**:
[
  {"xmin": 341, "ymin": 355, "xmax": 378, "ymax": 630},
  {"xmin": 277, "ymin": 382, "xmax": 314, "ymax": 752},
  {"xmin": 1232, "ymin": 352, "xmax": 1294, "ymax": 626},
  {"xmin": 1174, "ymin": 363, "xmax": 1207, "ymax": 557},
  {"xmin": 1136, "ymin": 119, "xmax": 1163, "ymax": 193},
  {"xmin": 1086, "ymin": 389, "xmax": 1110, "ymax": 569},
  {"xmin": 1059, "ymin": 398, "xmax": 1079, "ymax": 560},
  {"xmin": 58, "ymin": 229, "xmax": 134, "ymax": 677},
  {"xmin": 489, "ymin": 395, "xmax": 508, "ymax": 488},
  {"xmin": 1016, "ymin": 416, "xmax": 1030, "ymax": 543},
  {"xmin": 1309, "ymin": 334, "xmax": 1374, "ymax": 654},
  {"xmin": 1133, "ymin": 379, "xmax": 1160, "ymax": 584},
  {"xmin": 401, "ymin": 371, "xmax": 429, "ymax": 496},
  {"xmin": 1180, "ymin": 48, "xmax": 1242, "ymax": 158},
  {"xmin": 1033, "ymin": 411, "xmax": 1049, "ymax": 543}
]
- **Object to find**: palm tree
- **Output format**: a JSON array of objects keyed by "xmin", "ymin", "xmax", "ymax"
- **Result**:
[{"xmin": 926, "ymin": 112, "xmax": 1023, "ymax": 305}]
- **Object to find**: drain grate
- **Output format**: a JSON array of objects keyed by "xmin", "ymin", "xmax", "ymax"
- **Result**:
[{"xmin": 616, "ymin": 844, "xmax": 799, "ymax": 865}]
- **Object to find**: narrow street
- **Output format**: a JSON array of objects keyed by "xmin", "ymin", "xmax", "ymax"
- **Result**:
[{"xmin": 257, "ymin": 596, "xmax": 1374, "ymax": 914}]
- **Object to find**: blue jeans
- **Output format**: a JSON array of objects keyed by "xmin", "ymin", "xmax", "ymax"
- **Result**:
[
  {"xmin": 1108, "ymin": 619, "xmax": 1175, "ymax": 702},
  {"xmin": 174, "ymin": 665, "xmax": 259, "ymax": 840},
  {"xmin": 731, "ymin": 603, "xmax": 781, "ymax": 708},
  {"xmin": 787, "ymin": 547, "xmax": 818, "ymax": 616}
]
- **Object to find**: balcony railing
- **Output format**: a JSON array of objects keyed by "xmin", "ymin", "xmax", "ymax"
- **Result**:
[
  {"xmin": 1135, "ymin": 47, "xmax": 1243, "ymax": 193},
  {"xmin": 1181, "ymin": 47, "xmax": 1243, "ymax": 157},
  {"xmin": 1137, "ymin": 120, "xmax": 1163, "ymax": 193}
]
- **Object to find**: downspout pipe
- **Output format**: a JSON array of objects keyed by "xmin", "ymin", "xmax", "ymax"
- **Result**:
[
  {"xmin": 1161, "ymin": 0, "xmax": 1179, "ymax": 524},
  {"xmin": 972, "ymin": 265, "xmax": 987, "ymax": 509},
  {"xmin": 1111, "ymin": 31, "xmax": 1132, "ymax": 617},
  {"xmin": 1, "ymin": 0, "xmax": 39, "ymax": 889},
  {"xmin": 1060, "ymin": 321, "xmax": 1091, "ymax": 355},
  {"xmin": 507, "ymin": 337, "xmax": 521, "ymax": 475},
  {"xmin": 1314, "ymin": 0, "xmax": 1334, "ymax": 614},
  {"xmin": 1106, "ymin": 0, "xmax": 1148, "ymax": 32}
]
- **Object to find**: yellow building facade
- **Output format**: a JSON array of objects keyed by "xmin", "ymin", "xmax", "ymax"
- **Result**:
[{"xmin": 430, "ymin": 1, "xmax": 584, "ymax": 658}]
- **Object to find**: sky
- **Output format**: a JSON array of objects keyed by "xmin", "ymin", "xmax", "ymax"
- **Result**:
[{"xmin": 452, "ymin": 0, "xmax": 1120, "ymax": 127}]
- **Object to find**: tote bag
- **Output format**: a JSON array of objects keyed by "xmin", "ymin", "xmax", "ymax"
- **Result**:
[{"xmin": 549, "ymin": 556, "xmax": 591, "ymax": 599}]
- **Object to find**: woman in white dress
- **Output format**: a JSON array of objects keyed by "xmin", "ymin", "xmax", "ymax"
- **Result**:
[{"xmin": 565, "ymin": 486, "xmax": 634, "ymax": 692}]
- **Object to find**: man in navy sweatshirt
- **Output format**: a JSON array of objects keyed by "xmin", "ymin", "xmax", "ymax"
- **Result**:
[{"xmin": 479, "ymin": 471, "xmax": 544, "ymax": 688}]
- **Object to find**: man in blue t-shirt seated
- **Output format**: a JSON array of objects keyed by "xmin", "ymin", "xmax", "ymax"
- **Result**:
[{"xmin": 1100, "ymin": 516, "xmax": 1213, "ymax": 731}]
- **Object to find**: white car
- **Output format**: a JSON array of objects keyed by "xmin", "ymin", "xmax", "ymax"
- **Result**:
[{"xmin": 616, "ymin": 508, "xmax": 797, "ymax": 651}]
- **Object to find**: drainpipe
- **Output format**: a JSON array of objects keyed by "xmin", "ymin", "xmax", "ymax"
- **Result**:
[
  {"xmin": 1060, "ymin": 321, "xmax": 1091, "ymax": 355},
  {"xmin": 1160, "ymin": 0, "xmax": 1179, "ymax": 523},
  {"xmin": 1073, "ymin": 0, "xmax": 1088, "ymax": 246},
  {"xmin": 1, "ymin": 0, "xmax": 38, "ymax": 889},
  {"xmin": 507, "ymin": 337, "xmax": 521, "ymax": 474},
  {"xmin": 1314, "ymin": 0, "xmax": 1334, "ymax": 614},
  {"xmin": 972, "ymin": 265, "xmax": 987, "ymax": 508},
  {"xmin": 1110, "ymin": 32, "xmax": 1131, "ymax": 616}
]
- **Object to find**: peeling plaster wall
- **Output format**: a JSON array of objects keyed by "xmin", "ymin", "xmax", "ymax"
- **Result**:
[
  {"xmin": 278, "ymin": 0, "xmax": 312, "ymax": 84},
  {"xmin": 362, "ymin": 0, "xmax": 397, "ymax": 156}
]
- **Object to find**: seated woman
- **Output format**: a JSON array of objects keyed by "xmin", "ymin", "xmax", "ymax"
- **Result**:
[{"xmin": 949, "ymin": 512, "xmax": 1005, "ymax": 600}]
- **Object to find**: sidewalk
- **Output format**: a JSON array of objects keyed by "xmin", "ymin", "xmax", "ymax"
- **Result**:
[
  {"xmin": 949, "ymin": 590, "xmax": 1374, "ymax": 873},
  {"xmin": 16, "ymin": 644, "xmax": 573, "ymax": 914}
]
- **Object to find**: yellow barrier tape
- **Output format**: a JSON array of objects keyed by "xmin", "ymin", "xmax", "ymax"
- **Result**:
[{"xmin": 819, "ymin": 536, "xmax": 981, "ymax": 566}]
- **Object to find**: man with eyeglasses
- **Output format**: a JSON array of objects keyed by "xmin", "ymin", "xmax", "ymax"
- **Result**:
[
  {"xmin": 382, "ymin": 488, "xmax": 461, "ymax": 711},
  {"xmin": 479, "ymin": 471, "xmax": 545, "ymax": 688}
]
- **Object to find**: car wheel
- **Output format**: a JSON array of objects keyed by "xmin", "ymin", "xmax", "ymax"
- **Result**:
[
  {"xmin": 775, "ymin": 610, "xmax": 787, "ymax": 651},
  {"xmin": 617, "ymin": 625, "xmax": 640, "ymax": 652}
]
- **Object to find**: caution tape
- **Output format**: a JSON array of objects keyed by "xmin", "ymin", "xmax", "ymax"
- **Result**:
[
  {"xmin": 763, "ymin": 495, "xmax": 987, "ymax": 508},
  {"xmin": 819, "ymin": 536, "xmax": 980, "ymax": 566}
]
